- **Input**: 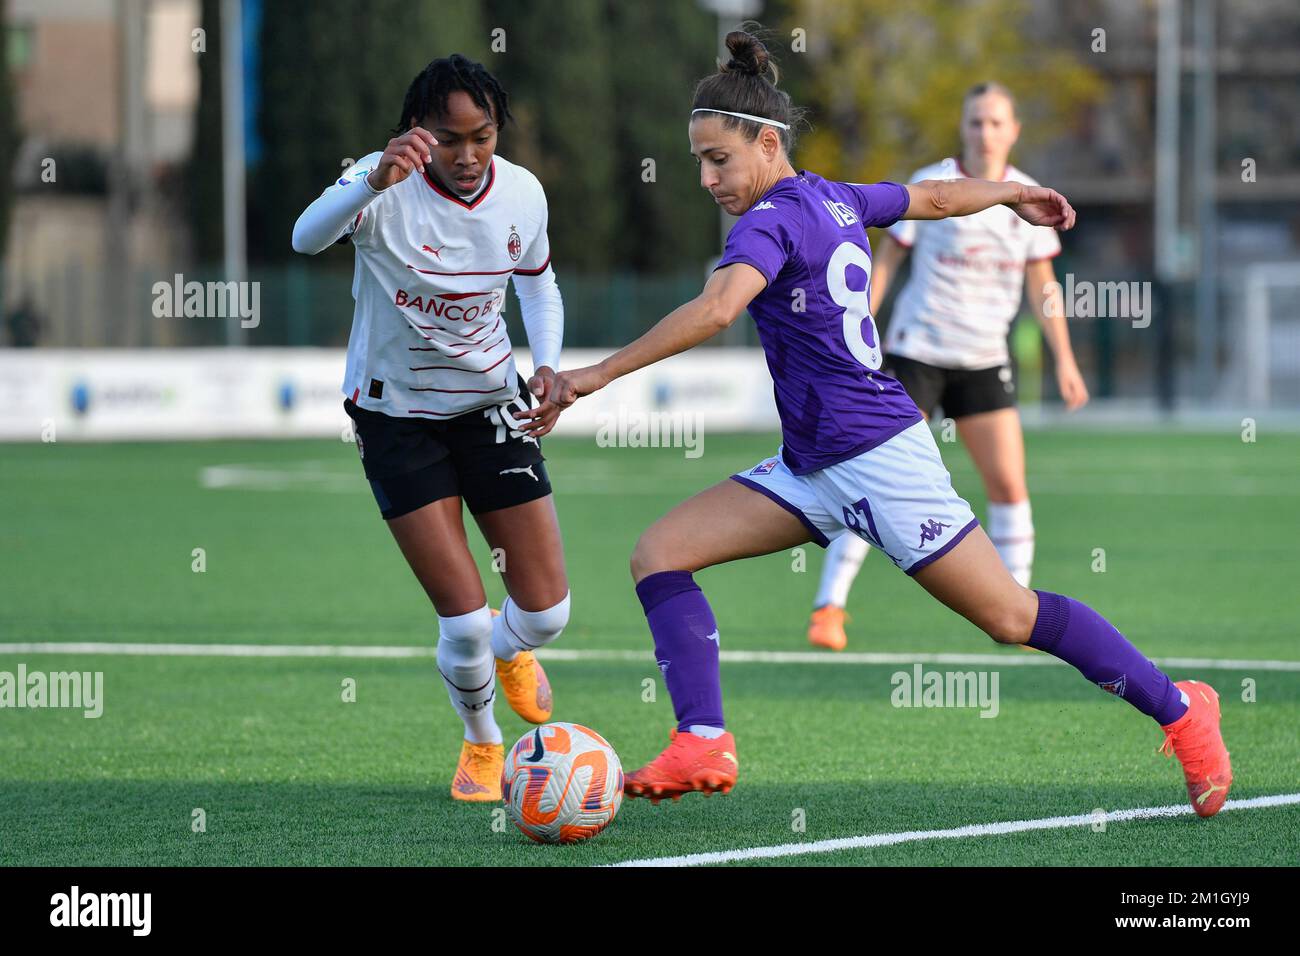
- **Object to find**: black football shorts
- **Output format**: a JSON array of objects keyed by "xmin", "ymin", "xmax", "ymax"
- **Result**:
[
  {"xmin": 343, "ymin": 377, "xmax": 551, "ymax": 520},
  {"xmin": 882, "ymin": 354, "xmax": 1017, "ymax": 420}
]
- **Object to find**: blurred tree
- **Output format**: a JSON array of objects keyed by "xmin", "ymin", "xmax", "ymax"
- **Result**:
[
  {"xmin": 483, "ymin": 0, "xmax": 618, "ymax": 273},
  {"xmin": 0, "ymin": 7, "xmax": 17, "ymax": 265},
  {"xmin": 603, "ymin": 0, "xmax": 718, "ymax": 272},
  {"xmin": 185, "ymin": 0, "xmax": 750, "ymax": 272},
  {"xmin": 252, "ymin": 1, "xmax": 486, "ymax": 261},
  {"xmin": 771, "ymin": 0, "xmax": 1103, "ymax": 183}
]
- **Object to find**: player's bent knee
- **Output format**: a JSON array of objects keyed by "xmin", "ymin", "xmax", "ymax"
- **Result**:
[
  {"xmin": 982, "ymin": 592, "xmax": 1037, "ymax": 645},
  {"xmin": 436, "ymin": 604, "xmax": 494, "ymax": 675},
  {"xmin": 505, "ymin": 592, "xmax": 570, "ymax": 648},
  {"xmin": 630, "ymin": 530, "xmax": 675, "ymax": 581}
]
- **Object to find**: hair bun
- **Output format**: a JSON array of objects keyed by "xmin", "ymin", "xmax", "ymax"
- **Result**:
[{"xmin": 722, "ymin": 31, "xmax": 770, "ymax": 77}]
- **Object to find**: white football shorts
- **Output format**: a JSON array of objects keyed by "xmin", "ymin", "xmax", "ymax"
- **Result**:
[{"xmin": 731, "ymin": 419, "xmax": 979, "ymax": 575}]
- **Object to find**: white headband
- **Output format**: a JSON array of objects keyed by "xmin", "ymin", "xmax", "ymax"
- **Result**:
[{"xmin": 691, "ymin": 108, "xmax": 790, "ymax": 131}]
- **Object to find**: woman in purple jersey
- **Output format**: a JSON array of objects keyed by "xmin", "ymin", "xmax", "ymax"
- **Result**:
[
  {"xmin": 807, "ymin": 81, "xmax": 1090, "ymax": 653},
  {"xmin": 521, "ymin": 31, "xmax": 1230, "ymax": 816}
]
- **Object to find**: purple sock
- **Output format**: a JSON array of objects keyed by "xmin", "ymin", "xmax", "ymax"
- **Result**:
[
  {"xmin": 635, "ymin": 571, "xmax": 724, "ymax": 732},
  {"xmin": 1029, "ymin": 590, "xmax": 1187, "ymax": 725}
]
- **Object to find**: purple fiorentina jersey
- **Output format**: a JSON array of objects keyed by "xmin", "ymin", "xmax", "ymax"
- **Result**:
[{"xmin": 716, "ymin": 171, "xmax": 923, "ymax": 474}]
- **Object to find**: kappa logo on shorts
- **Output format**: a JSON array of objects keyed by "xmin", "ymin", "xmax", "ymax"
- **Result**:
[
  {"xmin": 917, "ymin": 518, "xmax": 952, "ymax": 548},
  {"xmin": 750, "ymin": 459, "xmax": 779, "ymax": 476}
]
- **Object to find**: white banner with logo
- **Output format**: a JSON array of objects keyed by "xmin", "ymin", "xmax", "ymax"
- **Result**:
[{"xmin": 0, "ymin": 348, "xmax": 779, "ymax": 442}]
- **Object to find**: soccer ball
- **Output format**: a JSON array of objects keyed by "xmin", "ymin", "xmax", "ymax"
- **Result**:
[{"xmin": 502, "ymin": 722, "xmax": 623, "ymax": 844}]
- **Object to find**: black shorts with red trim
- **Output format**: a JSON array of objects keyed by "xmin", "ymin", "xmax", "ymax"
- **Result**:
[
  {"xmin": 882, "ymin": 354, "xmax": 1018, "ymax": 420},
  {"xmin": 343, "ymin": 376, "xmax": 550, "ymax": 520}
]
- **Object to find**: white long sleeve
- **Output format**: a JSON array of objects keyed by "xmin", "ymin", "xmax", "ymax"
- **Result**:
[
  {"xmin": 292, "ymin": 157, "xmax": 385, "ymax": 254},
  {"xmin": 513, "ymin": 266, "xmax": 564, "ymax": 372}
]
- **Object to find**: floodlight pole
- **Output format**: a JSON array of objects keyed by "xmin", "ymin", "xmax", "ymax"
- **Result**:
[{"xmin": 221, "ymin": 0, "xmax": 247, "ymax": 346}]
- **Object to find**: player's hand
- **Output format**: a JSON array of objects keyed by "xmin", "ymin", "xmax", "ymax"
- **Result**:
[
  {"xmin": 1056, "ymin": 359, "xmax": 1090, "ymax": 411},
  {"xmin": 515, "ymin": 366, "xmax": 561, "ymax": 437},
  {"xmin": 366, "ymin": 128, "xmax": 439, "ymax": 192},
  {"xmin": 546, "ymin": 363, "xmax": 611, "ymax": 409},
  {"xmin": 1010, "ymin": 185, "xmax": 1076, "ymax": 232},
  {"xmin": 517, "ymin": 362, "xmax": 610, "ymax": 428}
]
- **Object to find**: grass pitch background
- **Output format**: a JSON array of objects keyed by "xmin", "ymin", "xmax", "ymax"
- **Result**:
[{"xmin": 1, "ymin": 429, "xmax": 1297, "ymax": 865}]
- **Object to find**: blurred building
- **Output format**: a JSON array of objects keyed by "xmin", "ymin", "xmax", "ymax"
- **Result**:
[{"xmin": 5, "ymin": 0, "xmax": 199, "ymax": 346}]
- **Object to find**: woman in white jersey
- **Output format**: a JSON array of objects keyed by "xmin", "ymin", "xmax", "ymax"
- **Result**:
[
  {"xmin": 807, "ymin": 81, "xmax": 1090, "ymax": 652},
  {"xmin": 292, "ymin": 56, "xmax": 570, "ymax": 802}
]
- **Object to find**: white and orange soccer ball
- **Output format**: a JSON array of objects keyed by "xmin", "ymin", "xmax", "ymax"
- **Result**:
[{"xmin": 502, "ymin": 722, "xmax": 623, "ymax": 844}]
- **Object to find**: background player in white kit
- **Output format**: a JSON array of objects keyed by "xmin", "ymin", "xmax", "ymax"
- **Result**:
[
  {"xmin": 808, "ymin": 82, "xmax": 1091, "ymax": 652},
  {"xmin": 292, "ymin": 55, "xmax": 571, "ymax": 801}
]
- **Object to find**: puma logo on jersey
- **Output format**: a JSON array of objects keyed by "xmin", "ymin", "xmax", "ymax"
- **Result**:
[
  {"xmin": 500, "ymin": 465, "xmax": 538, "ymax": 481},
  {"xmin": 421, "ymin": 243, "xmax": 445, "ymax": 259}
]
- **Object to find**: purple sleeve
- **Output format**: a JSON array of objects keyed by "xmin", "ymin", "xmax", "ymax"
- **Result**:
[
  {"xmin": 714, "ymin": 207, "xmax": 800, "ymax": 284},
  {"xmin": 843, "ymin": 181, "xmax": 910, "ymax": 229}
]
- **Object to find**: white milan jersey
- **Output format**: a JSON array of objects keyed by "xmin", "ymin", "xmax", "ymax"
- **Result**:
[
  {"xmin": 885, "ymin": 158, "xmax": 1061, "ymax": 369},
  {"xmin": 328, "ymin": 153, "xmax": 553, "ymax": 418}
]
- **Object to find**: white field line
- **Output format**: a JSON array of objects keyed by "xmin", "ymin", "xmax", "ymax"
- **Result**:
[
  {"xmin": 0, "ymin": 643, "xmax": 1298, "ymax": 672},
  {"xmin": 606, "ymin": 793, "xmax": 1300, "ymax": 867},
  {"xmin": 196, "ymin": 464, "xmax": 1300, "ymax": 498}
]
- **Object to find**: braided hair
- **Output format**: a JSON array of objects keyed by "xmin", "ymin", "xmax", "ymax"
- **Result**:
[{"xmin": 393, "ymin": 54, "xmax": 513, "ymax": 135}]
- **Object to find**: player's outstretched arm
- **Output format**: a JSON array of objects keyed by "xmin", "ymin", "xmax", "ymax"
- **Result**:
[
  {"xmin": 903, "ymin": 179, "xmax": 1076, "ymax": 232},
  {"xmin": 518, "ymin": 263, "xmax": 766, "ymax": 415}
]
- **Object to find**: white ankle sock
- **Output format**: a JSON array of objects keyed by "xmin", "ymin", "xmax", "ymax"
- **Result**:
[
  {"xmin": 814, "ymin": 534, "xmax": 870, "ymax": 608},
  {"xmin": 436, "ymin": 604, "xmax": 501, "ymax": 744},
  {"xmin": 687, "ymin": 725, "xmax": 726, "ymax": 739},
  {"xmin": 987, "ymin": 500, "xmax": 1034, "ymax": 587}
]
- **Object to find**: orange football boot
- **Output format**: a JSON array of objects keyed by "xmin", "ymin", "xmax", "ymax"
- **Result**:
[
  {"xmin": 808, "ymin": 605, "xmax": 848, "ymax": 651},
  {"xmin": 1158, "ymin": 680, "xmax": 1233, "ymax": 818},
  {"xmin": 624, "ymin": 728, "xmax": 739, "ymax": 803},
  {"xmin": 495, "ymin": 650, "xmax": 553, "ymax": 724},
  {"xmin": 491, "ymin": 609, "xmax": 553, "ymax": 724},
  {"xmin": 451, "ymin": 739, "xmax": 504, "ymax": 803}
]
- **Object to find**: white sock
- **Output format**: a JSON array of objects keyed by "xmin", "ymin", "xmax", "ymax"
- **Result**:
[
  {"xmin": 436, "ymin": 604, "xmax": 501, "ymax": 744},
  {"xmin": 687, "ymin": 724, "xmax": 726, "ymax": 739},
  {"xmin": 987, "ymin": 500, "xmax": 1035, "ymax": 587},
  {"xmin": 491, "ymin": 592, "xmax": 570, "ymax": 662},
  {"xmin": 814, "ymin": 534, "xmax": 870, "ymax": 608}
]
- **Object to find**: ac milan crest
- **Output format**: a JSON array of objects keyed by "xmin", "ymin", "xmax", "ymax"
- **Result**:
[{"xmin": 507, "ymin": 225, "xmax": 522, "ymax": 261}]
